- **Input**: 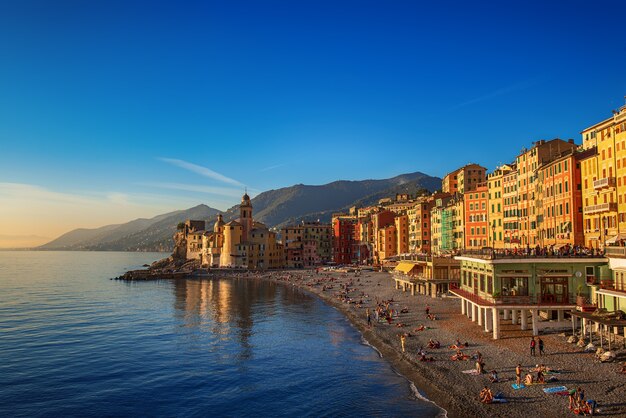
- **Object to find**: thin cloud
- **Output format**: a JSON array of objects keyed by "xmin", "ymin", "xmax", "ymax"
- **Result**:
[
  {"xmin": 139, "ymin": 182, "xmax": 243, "ymax": 198},
  {"xmin": 260, "ymin": 163, "xmax": 289, "ymax": 172},
  {"xmin": 449, "ymin": 79, "xmax": 539, "ymax": 110},
  {"xmin": 159, "ymin": 158, "xmax": 244, "ymax": 187}
]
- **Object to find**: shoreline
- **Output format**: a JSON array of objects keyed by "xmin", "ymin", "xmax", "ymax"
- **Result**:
[{"xmin": 122, "ymin": 267, "xmax": 626, "ymax": 417}]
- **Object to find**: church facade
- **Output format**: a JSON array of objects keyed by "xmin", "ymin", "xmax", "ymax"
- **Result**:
[{"xmin": 199, "ymin": 193, "xmax": 285, "ymax": 269}]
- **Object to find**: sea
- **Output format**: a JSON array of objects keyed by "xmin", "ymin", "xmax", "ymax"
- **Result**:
[{"xmin": 0, "ymin": 251, "xmax": 444, "ymax": 417}]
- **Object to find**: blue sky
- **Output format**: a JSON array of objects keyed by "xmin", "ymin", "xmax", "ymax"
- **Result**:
[{"xmin": 1, "ymin": 0, "xmax": 625, "ymax": 245}]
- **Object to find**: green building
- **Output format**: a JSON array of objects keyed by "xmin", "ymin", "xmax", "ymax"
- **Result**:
[{"xmin": 451, "ymin": 251, "xmax": 608, "ymax": 339}]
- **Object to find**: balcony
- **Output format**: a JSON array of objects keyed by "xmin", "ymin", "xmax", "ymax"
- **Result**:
[
  {"xmin": 583, "ymin": 202, "xmax": 618, "ymax": 214},
  {"xmin": 593, "ymin": 177, "xmax": 616, "ymax": 190},
  {"xmin": 604, "ymin": 246, "xmax": 626, "ymax": 258}
]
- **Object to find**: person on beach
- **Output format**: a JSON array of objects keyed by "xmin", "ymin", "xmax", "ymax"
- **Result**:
[
  {"xmin": 366, "ymin": 308, "xmax": 371, "ymax": 328},
  {"xmin": 536, "ymin": 368, "xmax": 545, "ymax": 384},
  {"xmin": 400, "ymin": 334, "xmax": 406, "ymax": 353},
  {"xmin": 530, "ymin": 337, "xmax": 536, "ymax": 356},
  {"xmin": 489, "ymin": 370, "xmax": 499, "ymax": 383},
  {"xmin": 425, "ymin": 305, "xmax": 430, "ymax": 316},
  {"xmin": 479, "ymin": 386, "xmax": 493, "ymax": 403},
  {"xmin": 538, "ymin": 337, "xmax": 545, "ymax": 356},
  {"xmin": 524, "ymin": 372, "xmax": 534, "ymax": 385},
  {"xmin": 515, "ymin": 364, "xmax": 522, "ymax": 386}
]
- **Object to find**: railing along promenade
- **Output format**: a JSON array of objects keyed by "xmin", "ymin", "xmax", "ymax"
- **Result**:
[{"xmin": 456, "ymin": 247, "xmax": 606, "ymax": 260}]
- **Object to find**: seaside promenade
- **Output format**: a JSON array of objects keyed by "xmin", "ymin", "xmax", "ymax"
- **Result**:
[{"xmin": 239, "ymin": 269, "xmax": 626, "ymax": 418}]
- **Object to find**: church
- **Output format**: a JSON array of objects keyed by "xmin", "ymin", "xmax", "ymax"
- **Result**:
[{"xmin": 200, "ymin": 193, "xmax": 285, "ymax": 269}]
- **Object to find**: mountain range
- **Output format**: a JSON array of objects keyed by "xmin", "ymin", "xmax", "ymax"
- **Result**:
[{"xmin": 38, "ymin": 171, "xmax": 441, "ymax": 252}]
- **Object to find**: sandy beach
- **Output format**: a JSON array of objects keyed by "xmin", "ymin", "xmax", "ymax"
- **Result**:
[{"xmin": 206, "ymin": 269, "xmax": 626, "ymax": 418}]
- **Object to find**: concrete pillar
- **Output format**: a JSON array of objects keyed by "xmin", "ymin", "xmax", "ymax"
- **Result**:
[
  {"xmin": 582, "ymin": 318, "xmax": 587, "ymax": 336},
  {"xmin": 492, "ymin": 308, "xmax": 500, "ymax": 339},
  {"xmin": 478, "ymin": 307, "xmax": 484, "ymax": 326},
  {"xmin": 520, "ymin": 309, "xmax": 528, "ymax": 331},
  {"xmin": 511, "ymin": 309, "xmax": 518, "ymax": 325},
  {"xmin": 531, "ymin": 309, "xmax": 539, "ymax": 336},
  {"xmin": 484, "ymin": 308, "xmax": 492, "ymax": 332},
  {"xmin": 557, "ymin": 309, "xmax": 564, "ymax": 322},
  {"xmin": 461, "ymin": 299, "xmax": 466, "ymax": 315},
  {"xmin": 503, "ymin": 309, "xmax": 510, "ymax": 321},
  {"xmin": 471, "ymin": 304, "xmax": 476, "ymax": 322}
]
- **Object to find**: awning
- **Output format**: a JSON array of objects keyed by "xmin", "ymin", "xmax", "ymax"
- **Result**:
[
  {"xmin": 395, "ymin": 261, "xmax": 417, "ymax": 274},
  {"xmin": 605, "ymin": 233, "xmax": 626, "ymax": 244}
]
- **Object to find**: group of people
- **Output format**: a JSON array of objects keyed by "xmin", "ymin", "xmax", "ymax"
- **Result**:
[
  {"xmin": 569, "ymin": 387, "xmax": 596, "ymax": 415},
  {"xmin": 493, "ymin": 244, "xmax": 602, "ymax": 259},
  {"xmin": 530, "ymin": 336, "xmax": 545, "ymax": 356}
]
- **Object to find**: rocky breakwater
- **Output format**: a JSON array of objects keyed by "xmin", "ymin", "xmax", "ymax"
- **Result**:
[{"xmin": 113, "ymin": 256, "xmax": 200, "ymax": 281}]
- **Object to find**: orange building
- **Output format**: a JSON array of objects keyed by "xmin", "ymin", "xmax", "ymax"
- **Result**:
[
  {"xmin": 536, "ymin": 148, "xmax": 585, "ymax": 247},
  {"xmin": 465, "ymin": 183, "xmax": 488, "ymax": 249},
  {"xmin": 395, "ymin": 214, "xmax": 409, "ymax": 254},
  {"xmin": 515, "ymin": 139, "xmax": 577, "ymax": 247},
  {"xmin": 442, "ymin": 163, "xmax": 487, "ymax": 195}
]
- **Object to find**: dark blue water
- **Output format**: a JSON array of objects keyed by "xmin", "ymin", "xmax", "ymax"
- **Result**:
[{"xmin": 0, "ymin": 251, "xmax": 443, "ymax": 417}]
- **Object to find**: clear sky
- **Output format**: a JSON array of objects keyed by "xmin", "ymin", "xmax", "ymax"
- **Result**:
[{"xmin": 1, "ymin": 0, "xmax": 625, "ymax": 247}]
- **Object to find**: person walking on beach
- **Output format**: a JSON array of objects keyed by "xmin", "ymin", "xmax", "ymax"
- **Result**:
[
  {"xmin": 400, "ymin": 334, "xmax": 406, "ymax": 353},
  {"xmin": 515, "ymin": 364, "xmax": 522, "ymax": 386},
  {"xmin": 538, "ymin": 337, "xmax": 544, "ymax": 356},
  {"xmin": 530, "ymin": 337, "xmax": 536, "ymax": 356},
  {"xmin": 425, "ymin": 305, "xmax": 430, "ymax": 316},
  {"xmin": 366, "ymin": 308, "xmax": 372, "ymax": 328}
]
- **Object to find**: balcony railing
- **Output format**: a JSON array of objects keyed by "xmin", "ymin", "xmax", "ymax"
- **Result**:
[
  {"xmin": 605, "ymin": 247, "xmax": 626, "ymax": 258},
  {"xmin": 583, "ymin": 202, "xmax": 618, "ymax": 214},
  {"xmin": 593, "ymin": 177, "xmax": 616, "ymax": 190},
  {"xmin": 457, "ymin": 248, "xmax": 605, "ymax": 260}
]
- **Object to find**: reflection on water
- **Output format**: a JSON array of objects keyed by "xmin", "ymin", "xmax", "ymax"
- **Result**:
[{"xmin": 0, "ymin": 252, "xmax": 443, "ymax": 418}]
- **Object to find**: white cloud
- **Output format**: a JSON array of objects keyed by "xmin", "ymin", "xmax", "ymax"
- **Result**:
[
  {"xmin": 159, "ymin": 158, "xmax": 244, "ymax": 187},
  {"xmin": 260, "ymin": 163, "xmax": 289, "ymax": 172},
  {"xmin": 138, "ymin": 182, "xmax": 243, "ymax": 198}
]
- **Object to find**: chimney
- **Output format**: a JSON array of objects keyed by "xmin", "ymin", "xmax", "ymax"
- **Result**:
[{"xmin": 568, "ymin": 139, "xmax": 575, "ymax": 144}]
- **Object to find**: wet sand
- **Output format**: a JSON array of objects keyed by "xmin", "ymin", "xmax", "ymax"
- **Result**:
[{"xmin": 211, "ymin": 269, "xmax": 626, "ymax": 418}]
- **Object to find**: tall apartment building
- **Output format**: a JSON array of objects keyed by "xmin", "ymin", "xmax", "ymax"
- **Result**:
[
  {"xmin": 580, "ymin": 103, "xmax": 626, "ymax": 248},
  {"xmin": 502, "ymin": 164, "xmax": 519, "ymax": 247},
  {"xmin": 465, "ymin": 183, "xmax": 488, "ymax": 249},
  {"xmin": 332, "ymin": 214, "xmax": 358, "ymax": 265},
  {"xmin": 442, "ymin": 163, "xmax": 487, "ymax": 194},
  {"xmin": 515, "ymin": 139, "xmax": 578, "ymax": 247},
  {"xmin": 536, "ymin": 149, "xmax": 585, "ymax": 247}
]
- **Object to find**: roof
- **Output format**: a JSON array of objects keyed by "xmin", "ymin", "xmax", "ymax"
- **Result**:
[
  {"xmin": 395, "ymin": 261, "xmax": 418, "ymax": 274},
  {"xmin": 225, "ymin": 220, "xmax": 241, "ymax": 226}
]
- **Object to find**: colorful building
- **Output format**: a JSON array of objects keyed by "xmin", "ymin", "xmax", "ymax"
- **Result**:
[
  {"xmin": 451, "ymin": 251, "xmax": 607, "ymax": 339},
  {"xmin": 515, "ymin": 139, "xmax": 578, "ymax": 247},
  {"xmin": 281, "ymin": 221, "xmax": 332, "ymax": 268},
  {"xmin": 465, "ymin": 183, "xmax": 488, "ymax": 249},
  {"xmin": 580, "ymin": 103, "xmax": 626, "ymax": 248},
  {"xmin": 536, "ymin": 148, "xmax": 585, "ymax": 248},
  {"xmin": 395, "ymin": 214, "xmax": 409, "ymax": 255},
  {"xmin": 200, "ymin": 194, "xmax": 285, "ymax": 269},
  {"xmin": 332, "ymin": 214, "xmax": 358, "ymax": 265}
]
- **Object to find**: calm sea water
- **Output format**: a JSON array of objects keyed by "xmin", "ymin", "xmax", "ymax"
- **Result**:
[{"xmin": 0, "ymin": 251, "xmax": 443, "ymax": 417}]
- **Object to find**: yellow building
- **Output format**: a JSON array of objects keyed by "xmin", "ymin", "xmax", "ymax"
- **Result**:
[
  {"xmin": 580, "ymin": 104, "xmax": 626, "ymax": 248},
  {"xmin": 487, "ymin": 165, "xmax": 506, "ymax": 248},
  {"xmin": 501, "ymin": 164, "xmax": 519, "ymax": 247},
  {"xmin": 201, "ymin": 193, "xmax": 284, "ymax": 269}
]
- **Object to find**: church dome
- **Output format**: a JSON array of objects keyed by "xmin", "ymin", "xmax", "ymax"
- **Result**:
[{"xmin": 213, "ymin": 214, "xmax": 225, "ymax": 232}]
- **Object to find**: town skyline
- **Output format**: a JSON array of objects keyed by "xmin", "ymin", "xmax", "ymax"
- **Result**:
[{"xmin": 1, "ymin": 1, "xmax": 625, "ymax": 247}]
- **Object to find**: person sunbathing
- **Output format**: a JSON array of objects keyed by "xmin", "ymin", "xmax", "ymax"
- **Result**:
[
  {"xmin": 420, "ymin": 353, "xmax": 435, "ymax": 362},
  {"xmin": 524, "ymin": 373, "xmax": 534, "ymax": 385},
  {"xmin": 489, "ymin": 370, "xmax": 499, "ymax": 383},
  {"xmin": 414, "ymin": 324, "xmax": 426, "ymax": 331},
  {"xmin": 479, "ymin": 387, "xmax": 493, "ymax": 403}
]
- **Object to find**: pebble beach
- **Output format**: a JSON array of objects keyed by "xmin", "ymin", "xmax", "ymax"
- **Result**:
[{"xmin": 223, "ymin": 269, "xmax": 626, "ymax": 418}]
